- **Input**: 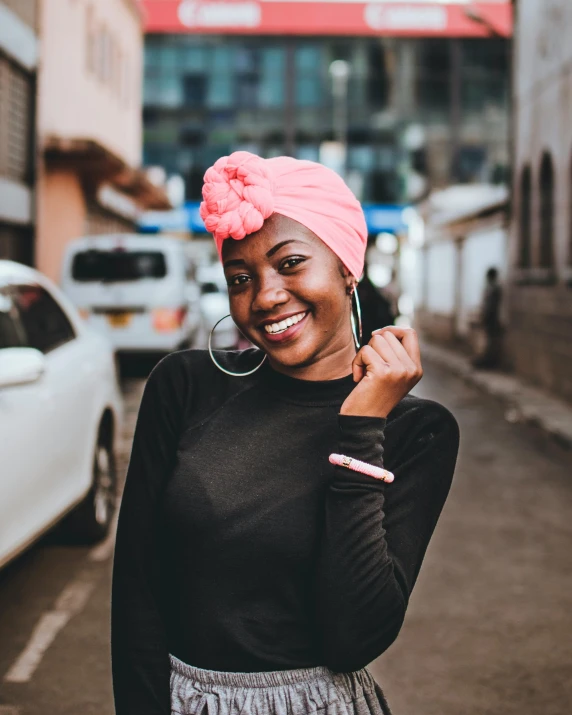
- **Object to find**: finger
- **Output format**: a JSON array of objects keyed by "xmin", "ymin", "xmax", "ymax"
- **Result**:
[
  {"xmin": 373, "ymin": 326, "xmax": 421, "ymax": 368},
  {"xmin": 381, "ymin": 331, "xmax": 417, "ymax": 370},
  {"xmin": 352, "ymin": 344, "xmax": 386, "ymax": 382},
  {"xmin": 369, "ymin": 334, "xmax": 401, "ymax": 368},
  {"xmin": 372, "ymin": 325, "xmax": 411, "ymax": 339}
]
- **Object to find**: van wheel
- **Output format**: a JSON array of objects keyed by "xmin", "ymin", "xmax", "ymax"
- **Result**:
[{"xmin": 65, "ymin": 419, "xmax": 117, "ymax": 544}]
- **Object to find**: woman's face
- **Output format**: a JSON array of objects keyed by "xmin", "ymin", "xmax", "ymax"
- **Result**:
[{"xmin": 222, "ymin": 213, "xmax": 356, "ymax": 377}]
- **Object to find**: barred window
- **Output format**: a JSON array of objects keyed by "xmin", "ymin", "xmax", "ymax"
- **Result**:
[
  {"xmin": 518, "ymin": 165, "xmax": 532, "ymax": 268},
  {"xmin": 539, "ymin": 152, "xmax": 555, "ymax": 269},
  {"xmin": 0, "ymin": 57, "xmax": 33, "ymax": 183}
]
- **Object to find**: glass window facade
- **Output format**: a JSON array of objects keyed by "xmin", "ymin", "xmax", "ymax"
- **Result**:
[{"xmin": 143, "ymin": 35, "xmax": 509, "ymax": 203}]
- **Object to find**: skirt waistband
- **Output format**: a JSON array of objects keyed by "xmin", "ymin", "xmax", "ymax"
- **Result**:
[{"xmin": 170, "ymin": 654, "xmax": 339, "ymax": 689}]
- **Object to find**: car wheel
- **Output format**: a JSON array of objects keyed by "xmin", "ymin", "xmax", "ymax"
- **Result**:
[{"xmin": 65, "ymin": 418, "xmax": 117, "ymax": 544}]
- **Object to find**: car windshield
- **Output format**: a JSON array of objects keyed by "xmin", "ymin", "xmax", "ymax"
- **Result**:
[{"xmin": 71, "ymin": 250, "xmax": 167, "ymax": 282}]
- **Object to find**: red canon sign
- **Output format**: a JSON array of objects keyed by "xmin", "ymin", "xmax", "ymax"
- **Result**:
[{"xmin": 140, "ymin": 0, "xmax": 512, "ymax": 37}]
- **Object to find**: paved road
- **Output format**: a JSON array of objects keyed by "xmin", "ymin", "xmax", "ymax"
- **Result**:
[
  {"xmin": 0, "ymin": 361, "xmax": 571, "ymax": 715},
  {"xmin": 0, "ymin": 372, "xmax": 146, "ymax": 715},
  {"xmin": 371, "ymin": 367, "xmax": 572, "ymax": 715}
]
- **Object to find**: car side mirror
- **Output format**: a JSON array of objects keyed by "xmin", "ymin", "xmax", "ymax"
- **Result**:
[{"xmin": 0, "ymin": 348, "xmax": 46, "ymax": 389}]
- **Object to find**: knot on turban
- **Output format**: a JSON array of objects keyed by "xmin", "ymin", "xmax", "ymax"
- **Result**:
[
  {"xmin": 200, "ymin": 151, "xmax": 368, "ymax": 279},
  {"xmin": 199, "ymin": 152, "xmax": 275, "ymax": 242}
]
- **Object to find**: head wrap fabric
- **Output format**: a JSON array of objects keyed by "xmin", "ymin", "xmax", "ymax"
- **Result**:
[{"xmin": 199, "ymin": 151, "xmax": 368, "ymax": 279}]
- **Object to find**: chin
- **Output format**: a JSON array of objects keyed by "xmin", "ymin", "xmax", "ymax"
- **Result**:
[
  {"xmin": 241, "ymin": 319, "xmax": 328, "ymax": 369},
  {"xmin": 265, "ymin": 341, "xmax": 322, "ymax": 370}
]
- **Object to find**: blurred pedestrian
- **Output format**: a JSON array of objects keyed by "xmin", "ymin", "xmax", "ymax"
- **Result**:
[
  {"xmin": 357, "ymin": 265, "xmax": 396, "ymax": 343},
  {"xmin": 381, "ymin": 268, "xmax": 400, "ymax": 319},
  {"xmin": 112, "ymin": 152, "xmax": 459, "ymax": 715},
  {"xmin": 472, "ymin": 267, "xmax": 503, "ymax": 369}
]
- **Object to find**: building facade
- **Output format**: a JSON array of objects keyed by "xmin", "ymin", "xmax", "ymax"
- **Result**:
[
  {"xmin": 0, "ymin": 0, "xmax": 38, "ymax": 265},
  {"xmin": 509, "ymin": 0, "xmax": 572, "ymax": 401},
  {"xmin": 141, "ymin": 0, "xmax": 512, "ymax": 207},
  {"xmin": 35, "ymin": 0, "xmax": 169, "ymax": 283},
  {"xmin": 407, "ymin": 184, "xmax": 509, "ymax": 352}
]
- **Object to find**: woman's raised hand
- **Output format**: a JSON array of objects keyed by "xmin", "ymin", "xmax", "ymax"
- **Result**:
[{"xmin": 340, "ymin": 326, "xmax": 423, "ymax": 419}]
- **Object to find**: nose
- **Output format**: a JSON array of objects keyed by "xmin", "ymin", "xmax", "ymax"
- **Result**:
[{"xmin": 251, "ymin": 272, "xmax": 289, "ymax": 314}]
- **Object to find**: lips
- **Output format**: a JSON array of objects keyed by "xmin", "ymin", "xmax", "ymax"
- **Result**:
[
  {"xmin": 258, "ymin": 311, "xmax": 309, "ymax": 343},
  {"xmin": 262, "ymin": 311, "xmax": 308, "ymax": 335}
]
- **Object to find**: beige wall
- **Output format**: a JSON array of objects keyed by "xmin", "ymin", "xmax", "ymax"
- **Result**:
[
  {"xmin": 508, "ymin": 0, "xmax": 572, "ymax": 401},
  {"xmin": 36, "ymin": 169, "xmax": 86, "ymax": 283},
  {"xmin": 37, "ymin": 0, "xmax": 142, "ymax": 168},
  {"xmin": 512, "ymin": 0, "xmax": 572, "ymax": 273},
  {"xmin": 36, "ymin": 0, "xmax": 143, "ymax": 281}
]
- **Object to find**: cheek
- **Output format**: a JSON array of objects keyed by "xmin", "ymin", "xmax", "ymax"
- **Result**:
[
  {"xmin": 298, "ymin": 274, "xmax": 347, "ymax": 319},
  {"xmin": 228, "ymin": 292, "xmax": 250, "ymax": 327}
]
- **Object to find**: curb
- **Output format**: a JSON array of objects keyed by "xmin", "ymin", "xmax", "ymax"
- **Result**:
[{"xmin": 421, "ymin": 341, "xmax": 572, "ymax": 451}]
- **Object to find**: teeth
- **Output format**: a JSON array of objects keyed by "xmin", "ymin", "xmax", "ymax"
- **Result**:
[{"xmin": 264, "ymin": 312, "xmax": 306, "ymax": 334}]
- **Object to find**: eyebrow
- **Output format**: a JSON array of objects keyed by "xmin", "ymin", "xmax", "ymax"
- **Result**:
[{"xmin": 223, "ymin": 239, "xmax": 308, "ymax": 268}]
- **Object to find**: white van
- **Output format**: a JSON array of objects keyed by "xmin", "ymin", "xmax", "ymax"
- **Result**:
[
  {"xmin": 195, "ymin": 261, "xmax": 239, "ymax": 349},
  {"xmin": 61, "ymin": 234, "xmax": 201, "ymax": 354}
]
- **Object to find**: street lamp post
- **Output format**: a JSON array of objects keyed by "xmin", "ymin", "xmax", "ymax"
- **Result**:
[{"xmin": 329, "ymin": 59, "xmax": 351, "ymax": 179}]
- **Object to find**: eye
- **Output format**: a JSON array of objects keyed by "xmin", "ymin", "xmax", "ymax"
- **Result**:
[
  {"xmin": 280, "ymin": 256, "xmax": 306, "ymax": 270},
  {"xmin": 227, "ymin": 273, "xmax": 251, "ymax": 287}
]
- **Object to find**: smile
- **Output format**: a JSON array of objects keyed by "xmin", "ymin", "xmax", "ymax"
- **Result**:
[{"xmin": 263, "ymin": 311, "xmax": 308, "ymax": 335}]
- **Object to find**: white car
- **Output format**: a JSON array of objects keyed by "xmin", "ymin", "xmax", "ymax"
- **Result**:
[
  {"xmin": 60, "ymin": 234, "xmax": 201, "ymax": 355},
  {"xmin": 0, "ymin": 261, "xmax": 123, "ymax": 569}
]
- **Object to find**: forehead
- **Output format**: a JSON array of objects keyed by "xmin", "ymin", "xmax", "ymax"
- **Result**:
[{"xmin": 221, "ymin": 213, "xmax": 323, "ymax": 261}]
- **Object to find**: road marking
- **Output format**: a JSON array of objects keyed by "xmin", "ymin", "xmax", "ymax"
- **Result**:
[
  {"xmin": 4, "ymin": 571, "xmax": 98, "ymax": 684},
  {"xmin": 4, "ymin": 613, "xmax": 69, "ymax": 684},
  {"xmin": 54, "ymin": 573, "xmax": 97, "ymax": 613}
]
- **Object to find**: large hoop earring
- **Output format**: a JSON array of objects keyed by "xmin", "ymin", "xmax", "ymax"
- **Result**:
[
  {"xmin": 350, "ymin": 288, "xmax": 363, "ymax": 350},
  {"xmin": 208, "ymin": 315, "xmax": 267, "ymax": 377}
]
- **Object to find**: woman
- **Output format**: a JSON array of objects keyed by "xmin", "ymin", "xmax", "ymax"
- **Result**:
[{"xmin": 111, "ymin": 152, "xmax": 459, "ymax": 715}]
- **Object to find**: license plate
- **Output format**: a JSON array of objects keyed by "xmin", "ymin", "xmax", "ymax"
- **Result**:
[{"xmin": 107, "ymin": 312, "xmax": 132, "ymax": 328}]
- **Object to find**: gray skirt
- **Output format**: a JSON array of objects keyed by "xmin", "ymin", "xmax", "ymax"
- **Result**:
[{"xmin": 170, "ymin": 654, "xmax": 392, "ymax": 715}]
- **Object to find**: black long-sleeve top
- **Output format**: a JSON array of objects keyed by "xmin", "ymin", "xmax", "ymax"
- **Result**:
[{"xmin": 111, "ymin": 348, "xmax": 459, "ymax": 715}]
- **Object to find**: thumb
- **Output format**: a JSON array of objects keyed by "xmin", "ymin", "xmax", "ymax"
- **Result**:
[{"xmin": 352, "ymin": 345, "xmax": 379, "ymax": 383}]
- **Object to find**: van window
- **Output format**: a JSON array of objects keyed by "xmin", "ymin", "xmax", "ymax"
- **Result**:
[{"xmin": 71, "ymin": 250, "xmax": 168, "ymax": 282}]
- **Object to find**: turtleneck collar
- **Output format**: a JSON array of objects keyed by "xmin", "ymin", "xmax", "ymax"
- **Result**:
[{"xmin": 258, "ymin": 359, "xmax": 355, "ymax": 406}]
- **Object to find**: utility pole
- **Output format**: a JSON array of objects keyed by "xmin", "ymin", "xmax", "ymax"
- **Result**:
[
  {"xmin": 284, "ymin": 41, "xmax": 296, "ymax": 157},
  {"xmin": 449, "ymin": 38, "xmax": 462, "ymax": 183},
  {"xmin": 329, "ymin": 59, "xmax": 351, "ymax": 179}
]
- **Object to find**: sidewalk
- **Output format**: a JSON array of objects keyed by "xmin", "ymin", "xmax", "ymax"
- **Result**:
[{"xmin": 421, "ymin": 340, "xmax": 572, "ymax": 451}]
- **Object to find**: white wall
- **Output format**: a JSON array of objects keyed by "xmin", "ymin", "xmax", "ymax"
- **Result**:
[
  {"xmin": 426, "ymin": 241, "xmax": 456, "ymax": 315},
  {"xmin": 458, "ymin": 226, "xmax": 507, "ymax": 336},
  {"xmin": 399, "ymin": 243, "xmax": 423, "ymax": 316}
]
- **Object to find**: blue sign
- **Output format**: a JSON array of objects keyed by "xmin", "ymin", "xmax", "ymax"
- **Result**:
[
  {"xmin": 139, "ymin": 201, "xmax": 408, "ymax": 236},
  {"xmin": 138, "ymin": 201, "xmax": 206, "ymax": 234},
  {"xmin": 187, "ymin": 201, "xmax": 207, "ymax": 233},
  {"xmin": 362, "ymin": 204, "xmax": 408, "ymax": 235}
]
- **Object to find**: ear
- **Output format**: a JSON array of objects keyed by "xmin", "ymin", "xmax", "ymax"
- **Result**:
[{"xmin": 339, "ymin": 262, "xmax": 356, "ymax": 294}]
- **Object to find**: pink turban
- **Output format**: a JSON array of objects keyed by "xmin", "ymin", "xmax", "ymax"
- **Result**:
[{"xmin": 199, "ymin": 151, "xmax": 367, "ymax": 279}]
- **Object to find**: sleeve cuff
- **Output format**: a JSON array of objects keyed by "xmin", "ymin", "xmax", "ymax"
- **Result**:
[{"xmin": 337, "ymin": 414, "xmax": 386, "ymax": 468}]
